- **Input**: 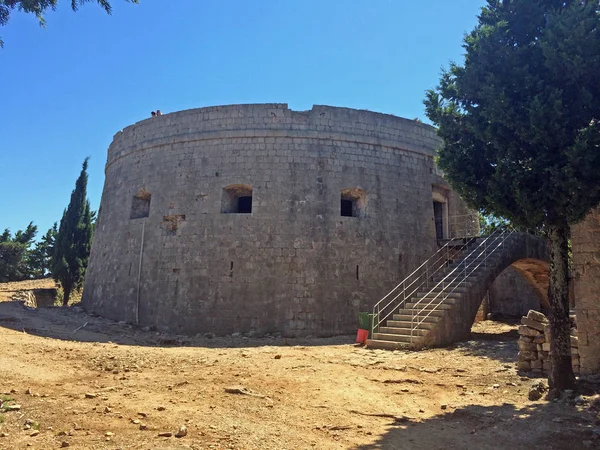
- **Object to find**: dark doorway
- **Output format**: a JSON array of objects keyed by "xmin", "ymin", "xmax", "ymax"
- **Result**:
[
  {"xmin": 237, "ymin": 196, "xmax": 252, "ymax": 214},
  {"xmin": 433, "ymin": 201, "xmax": 444, "ymax": 239}
]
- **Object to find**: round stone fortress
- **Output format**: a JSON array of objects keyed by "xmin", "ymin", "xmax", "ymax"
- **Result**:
[{"xmin": 82, "ymin": 104, "xmax": 470, "ymax": 337}]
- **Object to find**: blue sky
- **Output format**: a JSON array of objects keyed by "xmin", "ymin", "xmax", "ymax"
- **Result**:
[{"xmin": 0, "ymin": 0, "xmax": 486, "ymax": 237}]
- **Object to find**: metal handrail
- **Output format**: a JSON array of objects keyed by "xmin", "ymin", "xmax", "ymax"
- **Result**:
[
  {"xmin": 371, "ymin": 213, "xmax": 480, "ymax": 333},
  {"xmin": 408, "ymin": 228, "xmax": 514, "ymax": 341}
]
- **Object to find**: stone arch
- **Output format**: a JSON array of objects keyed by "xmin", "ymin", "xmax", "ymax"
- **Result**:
[{"xmin": 422, "ymin": 233, "xmax": 550, "ymax": 347}]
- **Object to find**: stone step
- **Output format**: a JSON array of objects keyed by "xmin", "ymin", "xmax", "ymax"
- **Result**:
[
  {"xmin": 373, "ymin": 331, "xmax": 428, "ymax": 342},
  {"xmin": 403, "ymin": 302, "xmax": 452, "ymax": 310},
  {"xmin": 415, "ymin": 292, "xmax": 461, "ymax": 301},
  {"xmin": 386, "ymin": 320, "xmax": 436, "ymax": 330},
  {"xmin": 366, "ymin": 339, "xmax": 413, "ymax": 350},
  {"xmin": 378, "ymin": 326, "xmax": 429, "ymax": 336},
  {"xmin": 393, "ymin": 312, "xmax": 441, "ymax": 321}
]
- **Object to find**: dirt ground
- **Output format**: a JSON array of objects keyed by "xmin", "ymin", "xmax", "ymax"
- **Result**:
[{"xmin": 0, "ymin": 280, "xmax": 599, "ymax": 449}]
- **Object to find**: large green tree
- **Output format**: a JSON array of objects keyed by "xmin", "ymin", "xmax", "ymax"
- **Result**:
[
  {"xmin": 0, "ymin": 0, "xmax": 139, "ymax": 46},
  {"xmin": 425, "ymin": 0, "xmax": 600, "ymax": 391},
  {"xmin": 52, "ymin": 158, "xmax": 94, "ymax": 306},
  {"xmin": 0, "ymin": 222, "xmax": 38, "ymax": 282}
]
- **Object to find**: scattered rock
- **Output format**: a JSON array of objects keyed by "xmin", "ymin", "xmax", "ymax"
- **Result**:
[
  {"xmin": 441, "ymin": 404, "xmax": 448, "ymax": 410},
  {"xmin": 84, "ymin": 393, "xmax": 97, "ymax": 399},
  {"xmin": 4, "ymin": 404, "xmax": 21, "ymax": 411},
  {"xmin": 175, "ymin": 425, "xmax": 187, "ymax": 438},
  {"xmin": 156, "ymin": 406, "xmax": 166, "ymax": 411},
  {"xmin": 139, "ymin": 423, "xmax": 147, "ymax": 430},
  {"xmin": 30, "ymin": 430, "xmax": 39, "ymax": 437},
  {"xmin": 158, "ymin": 431, "xmax": 173, "ymax": 437},
  {"xmin": 224, "ymin": 386, "xmax": 265, "ymax": 398},
  {"xmin": 528, "ymin": 383, "xmax": 547, "ymax": 401},
  {"xmin": 274, "ymin": 354, "xmax": 282, "ymax": 360},
  {"xmin": 105, "ymin": 432, "xmax": 114, "ymax": 437},
  {"xmin": 0, "ymin": 433, "xmax": 8, "ymax": 438},
  {"xmin": 61, "ymin": 442, "xmax": 70, "ymax": 448}
]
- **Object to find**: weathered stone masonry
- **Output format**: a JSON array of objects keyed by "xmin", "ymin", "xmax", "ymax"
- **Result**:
[
  {"xmin": 572, "ymin": 208, "xmax": 600, "ymax": 374},
  {"xmin": 82, "ymin": 104, "xmax": 470, "ymax": 336}
]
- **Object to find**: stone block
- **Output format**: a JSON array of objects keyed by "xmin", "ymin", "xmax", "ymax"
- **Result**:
[
  {"xmin": 570, "ymin": 335, "xmax": 579, "ymax": 347},
  {"xmin": 571, "ymin": 346, "xmax": 579, "ymax": 356},
  {"xmin": 527, "ymin": 310, "xmax": 547, "ymax": 323},
  {"xmin": 521, "ymin": 317, "xmax": 546, "ymax": 332},
  {"xmin": 518, "ymin": 350, "xmax": 537, "ymax": 361},
  {"xmin": 517, "ymin": 360, "xmax": 531, "ymax": 371},
  {"xmin": 530, "ymin": 360, "xmax": 542, "ymax": 370},
  {"xmin": 518, "ymin": 340, "xmax": 538, "ymax": 352},
  {"xmin": 542, "ymin": 343, "xmax": 550, "ymax": 352},
  {"xmin": 518, "ymin": 326, "xmax": 540, "ymax": 337},
  {"xmin": 539, "ymin": 351, "xmax": 549, "ymax": 360},
  {"xmin": 533, "ymin": 334, "xmax": 545, "ymax": 344}
]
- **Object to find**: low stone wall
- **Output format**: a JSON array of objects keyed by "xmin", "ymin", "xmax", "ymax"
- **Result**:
[{"xmin": 517, "ymin": 310, "xmax": 579, "ymax": 374}]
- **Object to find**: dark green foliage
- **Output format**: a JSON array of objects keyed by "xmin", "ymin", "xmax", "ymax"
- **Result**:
[
  {"xmin": 425, "ymin": 1, "xmax": 600, "ymax": 229},
  {"xmin": 27, "ymin": 223, "xmax": 57, "ymax": 278},
  {"xmin": 0, "ymin": 223, "xmax": 38, "ymax": 282},
  {"xmin": 0, "ymin": 0, "xmax": 139, "ymax": 47},
  {"xmin": 425, "ymin": 0, "xmax": 600, "ymax": 391},
  {"xmin": 52, "ymin": 158, "xmax": 94, "ymax": 306}
]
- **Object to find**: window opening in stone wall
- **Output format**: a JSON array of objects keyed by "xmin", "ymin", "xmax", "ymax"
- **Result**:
[
  {"xmin": 340, "ymin": 188, "xmax": 366, "ymax": 218},
  {"xmin": 238, "ymin": 196, "xmax": 252, "ymax": 214},
  {"xmin": 221, "ymin": 184, "xmax": 253, "ymax": 214},
  {"xmin": 130, "ymin": 190, "xmax": 151, "ymax": 219},
  {"xmin": 433, "ymin": 201, "xmax": 444, "ymax": 240},
  {"xmin": 341, "ymin": 199, "xmax": 353, "ymax": 217}
]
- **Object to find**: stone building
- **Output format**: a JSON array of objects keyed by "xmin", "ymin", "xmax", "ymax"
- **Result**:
[
  {"xmin": 572, "ymin": 208, "xmax": 600, "ymax": 374},
  {"xmin": 82, "ymin": 103, "xmax": 471, "ymax": 336}
]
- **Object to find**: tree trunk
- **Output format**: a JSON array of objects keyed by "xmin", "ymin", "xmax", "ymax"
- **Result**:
[
  {"xmin": 547, "ymin": 224, "xmax": 575, "ymax": 391},
  {"xmin": 62, "ymin": 284, "xmax": 71, "ymax": 307}
]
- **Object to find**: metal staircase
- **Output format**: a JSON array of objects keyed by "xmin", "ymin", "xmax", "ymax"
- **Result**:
[{"xmin": 367, "ymin": 225, "xmax": 516, "ymax": 350}]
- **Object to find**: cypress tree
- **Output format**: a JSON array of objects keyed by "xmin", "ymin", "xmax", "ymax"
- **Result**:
[
  {"xmin": 425, "ymin": 0, "xmax": 600, "ymax": 391},
  {"xmin": 52, "ymin": 158, "xmax": 94, "ymax": 306}
]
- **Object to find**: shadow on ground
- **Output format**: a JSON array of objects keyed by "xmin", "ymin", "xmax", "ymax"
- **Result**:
[
  {"xmin": 0, "ymin": 300, "xmax": 355, "ymax": 349},
  {"xmin": 353, "ymin": 401, "xmax": 600, "ymax": 450}
]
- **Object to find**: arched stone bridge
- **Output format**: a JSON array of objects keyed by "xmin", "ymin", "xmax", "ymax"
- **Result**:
[{"xmin": 368, "ymin": 232, "xmax": 550, "ymax": 350}]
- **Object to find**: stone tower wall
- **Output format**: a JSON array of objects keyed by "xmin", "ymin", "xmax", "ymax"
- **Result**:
[
  {"xmin": 82, "ymin": 103, "xmax": 466, "ymax": 336},
  {"xmin": 572, "ymin": 208, "xmax": 600, "ymax": 374}
]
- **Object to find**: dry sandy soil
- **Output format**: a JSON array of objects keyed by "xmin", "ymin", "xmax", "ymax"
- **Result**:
[{"xmin": 0, "ymin": 280, "xmax": 599, "ymax": 450}]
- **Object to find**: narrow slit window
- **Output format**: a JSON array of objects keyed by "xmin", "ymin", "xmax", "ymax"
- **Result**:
[
  {"xmin": 222, "ymin": 184, "xmax": 253, "ymax": 214},
  {"xmin": 130, "ymin": 190, "xmax": 151, "ymax": 219}
]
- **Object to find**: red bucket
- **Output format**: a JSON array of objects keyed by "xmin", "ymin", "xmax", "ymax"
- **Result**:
[{"xmin": 356, "ymin": 328, "xmax": 369, "ymax": 344}]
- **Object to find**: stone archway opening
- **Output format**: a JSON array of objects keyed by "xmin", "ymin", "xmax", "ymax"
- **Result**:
[{"xmin": 472, "ymin": 258, "xmax": 550, "ymax": 334}]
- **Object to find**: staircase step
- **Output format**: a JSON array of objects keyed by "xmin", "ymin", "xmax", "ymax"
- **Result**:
[
  {"xmin": 378, "ymin": 326, "xmax": 429, "ymax": 336},
  {"xmin": 373, "ymin": 332, "xmax": 427, "ymax": 342},
  {"xmin": 417, "ymin": 291, "xmax": 465, "ymax": 300},
  {"xmin": 404, "ymin": 302, "xmax": 452, "ymax": 310},
  {"xmin": 366, "ymin": 339, "xmax": 413, "ymax": 350},
  {"xmin": 393, "ymin": 313, "xmax": 441, "ymax": 321},
  {"xmin": 386, "ymin": 320, "xmax": 436, "ymax": 330}
]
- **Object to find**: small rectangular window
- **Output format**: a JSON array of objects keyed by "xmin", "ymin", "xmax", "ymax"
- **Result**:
[
  {"xmin": 130, "ymin": 191, "xmax": 151, "ymax": 219},
  {"xmin": 222, "ymin": 184, "xmax": 253, "ymax": 214},
  {"xmin": 341, "ymin": 199, "xmax": 354, "ymax": 217},
  {"xmin": 237, "ymin": 196, "xmax": 252, "ymax": 214},
  {"xmin": 340, "ymin": 188, "xmax": 365, "ymax": 217}
]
